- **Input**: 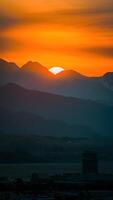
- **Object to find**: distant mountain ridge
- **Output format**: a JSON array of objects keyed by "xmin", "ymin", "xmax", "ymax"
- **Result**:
[
  {"xmin": 0, "ymin": 58, "xmax": 113, "ymax": 104},
  {"xmin": 0, "ymin": 106, "xmax": 96, "ymax": 138},
  {"xmin": 56, "ymin": 69, "xmax": 86, "ymax": 80},
  {"xmin": 0, "ymin": 58, "xmax": 19, "ymax": 72},
  {"xmin": 101, "ymin": 72, "xmax": 113, "ymax": 90},
  {"xmin": 0, "ymin": 58, "xmax": 19, "ymax": 85},
  {"xmin": 0, "ymin": 83, "xmax": 113, "ymax": 136},
  {"xmin": 21, "ymin": 61, "xmax": 52, "ymax": 77}
]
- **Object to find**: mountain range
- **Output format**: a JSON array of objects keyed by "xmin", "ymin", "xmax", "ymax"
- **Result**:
[
  {"xmin": 0, "ymin": 83, "xmax": 113, "ymax": 137},
  {"xmin": 0, "ymin": 58, "xmax": 113, "ymax": 162},
  {"xmin": 0, "ymin": 58, "xmax": 113, "ymax": 104},
  {"xmin": 0, "ymin": 58, "xmax": 113, "ymax": 137}
]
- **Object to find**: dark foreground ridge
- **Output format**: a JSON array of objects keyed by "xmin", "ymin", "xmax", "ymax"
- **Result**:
[{"xmin": 0, "ymin": 173, "xmax": 113, "ymax": 200}]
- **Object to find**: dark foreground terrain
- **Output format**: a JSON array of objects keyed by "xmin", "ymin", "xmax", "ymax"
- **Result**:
[{"xmin": 0, "ymin": 173, "xmax": 113, "ymax": 200}]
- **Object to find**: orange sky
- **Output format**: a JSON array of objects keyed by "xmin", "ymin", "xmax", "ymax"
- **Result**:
[{"xmin": 0, "ymin": 0, "xmax": 113, "ymax": 76}]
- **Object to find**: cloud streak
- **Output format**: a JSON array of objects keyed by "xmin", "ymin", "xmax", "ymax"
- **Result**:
[
  {"xmin": 1, "ymin": 33, "xmax": 112, "ymax": 59},
  {"xmin": 0, "ymin": 35, "xmax": 21, "ymax": 52},
  {"xmin": 0, "ymin": 4, "xmax": 113, "ymax": 31},
  {"xmin": 81, "ymin": 47, "xmax": 113, "ymax": 58}
]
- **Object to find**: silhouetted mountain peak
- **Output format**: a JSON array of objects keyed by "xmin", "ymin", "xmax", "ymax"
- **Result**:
[
  {"xmin": 103, "ymin": 72, "xmax": 113, "ymax": 79},
  {"xmin": 21, "ymin": 61, "xmax": 49, "ymax": 74},
  {"xmin": 0, "ymin": 58, "xmax": 7, "ymax": 64},
  {"xmin": 0, "ymin": 58, "xmax": 19, "ymax": 72},
  {"xmin": 56, "ymin": 69, "xmax": 86, "ymax": 80},
  {"xmin": 102, "ymin": 72, "xmax": 113, "ymax": 90}
]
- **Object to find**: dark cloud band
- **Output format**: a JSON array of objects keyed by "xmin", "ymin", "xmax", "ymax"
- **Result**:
[
  {"xmin": 84, "ymin": 47, "xmax": 113, "ymax": 58},
  {"xmin": 0, "ymin": 5, "xmax": 113, "ymax": 31}
]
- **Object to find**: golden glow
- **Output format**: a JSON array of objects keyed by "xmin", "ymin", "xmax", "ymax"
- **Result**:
[
  {"xmin": 0, "ymin": 0, "xmax": 113, "ymax": 76},
  {"xmin": 49, "ymin": 67, "xmax": 64, "ymax": 75}
]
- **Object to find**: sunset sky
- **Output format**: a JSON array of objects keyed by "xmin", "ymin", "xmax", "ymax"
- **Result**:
[{"xmin": 0, "ymin": 0, "xmax": 113, "ymax": 76}]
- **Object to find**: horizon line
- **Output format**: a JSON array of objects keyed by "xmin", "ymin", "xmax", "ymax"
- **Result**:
[{"xmin": 0, "ymin": 57, "xmax": 113, "ymax": 78}]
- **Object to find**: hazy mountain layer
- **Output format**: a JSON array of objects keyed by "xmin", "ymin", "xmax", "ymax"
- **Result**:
[
  {"xmin": 0, "ymin": 107, "xmax": 96, "ymax": 138},
  {"xmin": 0, "ymin": 133, "xmax": 113, "ymax": 163},
  {"xmin": 0, "ymin": 83, "xmax": 113, "ymax": 136},
  {"xmin": 0, "ymin": 58, "xmax": 113, "ymax": 104}
]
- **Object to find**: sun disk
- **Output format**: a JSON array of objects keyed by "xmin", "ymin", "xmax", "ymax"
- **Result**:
[{"xmin": 49, "ymin": 67, "xmax": 64, "ymax": 75}]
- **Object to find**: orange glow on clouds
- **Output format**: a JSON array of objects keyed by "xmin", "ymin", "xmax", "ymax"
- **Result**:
[{"xmin": 0, "ymin": 0, "xmax": 113, "ymax": 76}]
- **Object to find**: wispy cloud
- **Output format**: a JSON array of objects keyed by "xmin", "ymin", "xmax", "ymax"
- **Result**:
[
  {"xmin": 81, "ymin": 46, "xmax": 113, "ymax": 58},
  {"xmin": 0, "ymin": 35, "xmax": 21, "ymax": 52},
  {"xmin": 0, "ymin": 4, "xmax": 113, "ymax": 31}
]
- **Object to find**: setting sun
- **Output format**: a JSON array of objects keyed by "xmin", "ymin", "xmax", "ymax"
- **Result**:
[{"xmin": 49, "ymin": 67, "xmax": 64, "ymax": 75}]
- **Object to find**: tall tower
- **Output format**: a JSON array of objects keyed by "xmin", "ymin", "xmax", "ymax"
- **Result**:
[{"xmin": 82, "ymin": 151, "xmax": 98, "ymax": 174}]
